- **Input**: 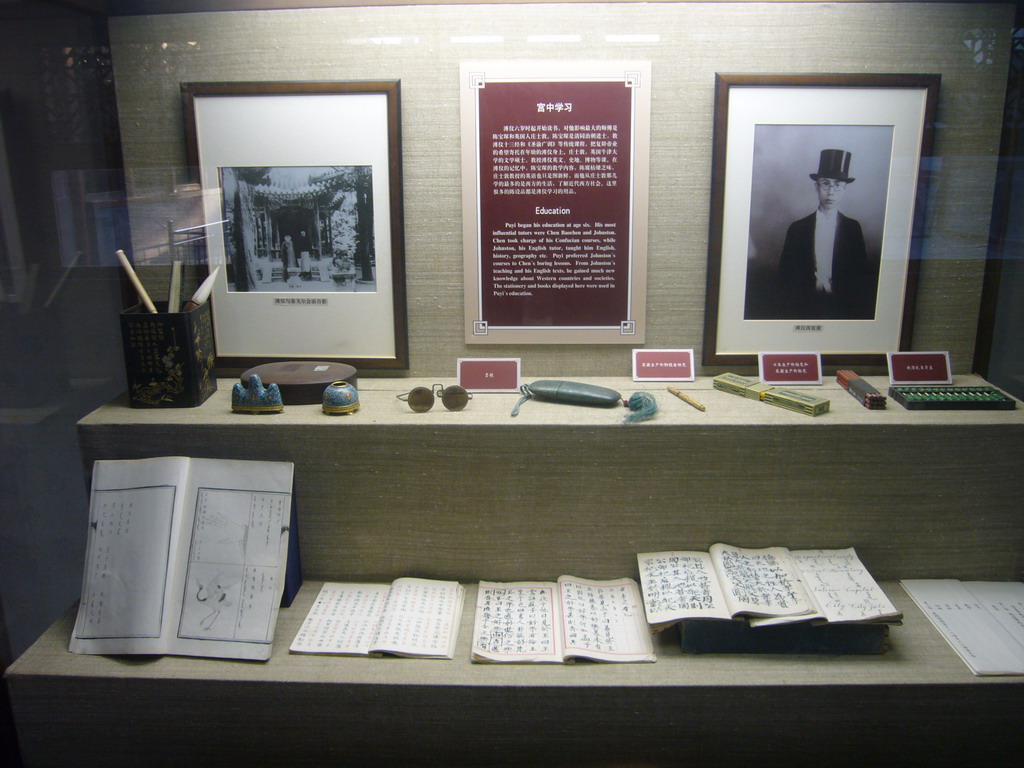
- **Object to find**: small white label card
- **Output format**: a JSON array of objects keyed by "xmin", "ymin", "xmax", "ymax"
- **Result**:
[
  {"xmin": 887, "ymin": 351, "xmax": 952, "ymax": 385},
  {"xmin": 758, "ymin": 352, "xmax": 822, "ymax": 385},
  {"xmin": 457, "ymin": 358, "xmax": 521, "ymax": 393},
  {"xmin": 632, "ymin": 349, "xmax": 695, "ymax": 382}
]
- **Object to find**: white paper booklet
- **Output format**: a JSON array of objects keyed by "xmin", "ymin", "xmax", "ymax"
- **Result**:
[
  {"xmin": 637, "ymin": 544, "xmax": 900, "ymax": 630},
  {"xmin": 637, "ymin": 544, "xmax": 812, "ymax": 630},
  {"xmin": 471, "ymin": 576, "xmax": 656, "ymax": 663},
  {"xmin": 70, "ymin": 456, "xmax": 295, "ymax": 661},
  {"xmin": 757, "ymin": 548, "xmax": 902, "ymax": 627},
  {"xmin": 901, "ymin": 579, "xmax": 1024, "ymax": 676},
  {"xmin": 290, "ymin": 578, "xmax": 465, "ymax": 659}
]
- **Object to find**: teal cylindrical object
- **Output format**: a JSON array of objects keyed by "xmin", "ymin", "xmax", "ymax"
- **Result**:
[{"xmin": 523, "ymin": 380, "xmax": 623, "ymax": 407}]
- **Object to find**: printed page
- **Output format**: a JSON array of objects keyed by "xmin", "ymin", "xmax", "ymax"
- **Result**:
[
  {"xmin": 290, "ymin": 583, "xmax": 391, "ymax": 655},
  {"xmin": 709, "ymin": 543, "xmax": 813, "ymax": 619},
  {"xmin": 788, "ymin": 548, "xmax": 901, "ymax": 624},
  {"xmin": 902, "ymin": 579, "xmax": 1024, "ymax": 676},
  {"xmin": 70, "ymin": 457, "xmax": 190, "ymax": 655},
  {"xmin": 636, "ymin": 551, "xmax": 731, "ymax": 628},
  {"xmin": 370, "ymin": 577, "xmax": 465, "ymax": 659},
  {"xmin": 170, "ymin": 458, "xmax": 294, "ymax": 660},
  {"xmin": 964, "ymin": 582, "xmax": 1024, "ymax": 648},
  {"xmin": 557, "ymin": 576, "xmax": 656, "ymax": 663},
  {"xmin": 471, "ymin": 581, "xmax": 563, "ymax": 663}
]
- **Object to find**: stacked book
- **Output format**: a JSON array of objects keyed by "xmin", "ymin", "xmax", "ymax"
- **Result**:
[
  {"xmin": 712, "ymin": 372, "xmax": 772, "ymax": 400},
  {"xmin": 637, "ymin": 544, "xmax": 901, "ymax": 654},
  {"xmin": 713, "ymin": 373, "xmax": 830, "ymax": 417},
  {"xmin": 761, "ymin": 387, "xmax": 830, "ymax": 417}
]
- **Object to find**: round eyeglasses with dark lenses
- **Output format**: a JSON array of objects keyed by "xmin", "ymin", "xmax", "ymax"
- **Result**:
[{"xmin": 397, "ymin": 384, "xmax": 473, "ymax": 412}]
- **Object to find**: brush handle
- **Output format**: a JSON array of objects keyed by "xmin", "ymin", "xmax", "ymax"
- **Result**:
[
  {"xmin": 115, "ymin": 249, "xmax": 158, "ymax": 314},
  {"xmin": 667, "ymin": 386, "xmax": 706, "ymax": 412}
]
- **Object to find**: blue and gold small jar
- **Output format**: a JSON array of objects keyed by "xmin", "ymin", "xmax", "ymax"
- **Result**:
[{"xmin": 322, "ymin": 380, "xmax": 360, "ymax": 415}]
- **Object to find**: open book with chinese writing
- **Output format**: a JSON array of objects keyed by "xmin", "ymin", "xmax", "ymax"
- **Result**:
[
  {"xmin": 637, "ymin": 544, "xmax": 901, "ymax": 632},
  {"xmin": 290, "ymin": 578, "xmax": 465, "ymax": 659},
  {"xmin": 471, "ymin": 576, "xmax": 656, "ymax": 663},
  {"xmin": 70, "ymin": 456, "xmax": 295, "ymax": 662}
]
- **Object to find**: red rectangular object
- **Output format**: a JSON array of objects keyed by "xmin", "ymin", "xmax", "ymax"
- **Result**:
[
  {"xmin": 458, "ymin": 358, "xmax": 521, "ymax": 392},
  {"xmin": 887, "ymin": 351, "xmax": 952, "ymax": 384},
  {"xmin": 633, "ymin": 349, "xmax": 695, "ymax": 381},
  {"xmin": 476, "ymin": 80, "xmax": 633, "ymax": 330},
  {"xmin": 759, "ymin": 352, "xmax": 822, "ymax": 385}
]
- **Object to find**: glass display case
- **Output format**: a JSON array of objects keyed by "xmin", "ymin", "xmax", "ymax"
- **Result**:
[{"xmin": 2, "ymin": 2, "xmax": 1023, "ymax": 764}]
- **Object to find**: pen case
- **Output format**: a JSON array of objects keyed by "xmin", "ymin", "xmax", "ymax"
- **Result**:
[
  {"xmin": 522, "ymin": 380, "xmax": 623, "ymax": 407},
  {"xmin": 510, "ymin": 379, "xmax": 624, "ymax": 416}
]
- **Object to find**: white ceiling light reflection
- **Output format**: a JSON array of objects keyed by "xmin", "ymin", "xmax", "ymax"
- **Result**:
[
  {"xmin": 344, "ymin": 37, "xmax": 417, "ymax": 46},
  {"xmin": 526, "ymin": 34, "xmax": 582, "ymax": 44},
  {"xmin": 451, "ymin": 36, "xmax": 505, "ymax": 44},
  {"xmin": 606, "ymin": 34, "xmax": 661, "ymax": 44}
]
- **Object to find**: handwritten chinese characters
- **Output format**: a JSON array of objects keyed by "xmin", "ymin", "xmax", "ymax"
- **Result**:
[
  {"xmin": 290, "ymin": 578, "xmax": 465, "ymax": 659},
  {"xmin": 290, "ymin": 584, "xmax": 389, "ymax": 655},
  {"xmin": 560, "ymin": 577, "xmax": 651, "ymax": 659},
  {"xmin": 78, "ymin": 485, "xmax": 177, "ymax": 639},
  {"xmin": 471, "ymin": 576, "xmax": 655, "ymax": 663},
  {"xmin": 373, "ymin": 578, "xmax": 463, "ymax": 657},
  {"xmin": 474, "ymin": 583, "xmax": 559, "ymax": 662},
  {"xmin": 637, "ymin": 544, "xmax": 900, "ymax": 630},
  {"xmin": 636, "ymin": 551, "xmax": 730, "ymax": 627},
  {"xmin": 716, "ymin": 545, "xmax": 810, "ymax": 616}
]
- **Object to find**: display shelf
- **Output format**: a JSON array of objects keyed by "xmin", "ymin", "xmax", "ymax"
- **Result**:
[
  {"xmin": 74, "ymin": 376, "xmax": 1024, "ymax": 583},
  {"xmin": 76, "ymin": 373, "xmax": 1024, "ymax": 428},
  {"xmin": 9, "ymin": 581, "xmax": 1019, "ymax": 688},
  {"xmin": 6, "ymin": 582, "xmax": 1023, "ymax": 766},
  {"xmin": 6, "ymin": 375, "xmax": 1024, "ymax": 765}
]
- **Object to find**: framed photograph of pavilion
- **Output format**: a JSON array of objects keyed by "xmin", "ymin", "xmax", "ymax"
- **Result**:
[
  {"xmin": 703, "ymin": 73, "xmax": 940, "ymax": 368},
  {"xmin": 181, "ymin": 81, "xmax": 408, "ymax": 371}
]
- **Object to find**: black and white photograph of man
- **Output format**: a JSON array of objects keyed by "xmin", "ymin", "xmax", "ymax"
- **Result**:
[
  {"xmin": 743, "ymin": 125, "xmax": 893, "ymax": 320},
  {"xmin": 219, "ymin": 165, "xmax": 375, "ymax": 293}
]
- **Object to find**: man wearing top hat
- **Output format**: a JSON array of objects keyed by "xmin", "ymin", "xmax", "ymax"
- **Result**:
[{"xmin": 777, "ymin": 148, "xmax": 876, "ymax": 319}]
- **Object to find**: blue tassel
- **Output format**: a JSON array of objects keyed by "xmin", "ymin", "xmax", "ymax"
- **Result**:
[
  {"xmin": 623, "ymin": 391, "xmax": 658, "ymax": 424},
  {"xmin": 510, "ymin": 385, "xmax": 533, "ymax": 417}
]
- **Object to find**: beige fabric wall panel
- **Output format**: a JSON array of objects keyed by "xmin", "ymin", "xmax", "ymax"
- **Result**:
[
  {"xmin": 77, "ymin": 376, "xmax": 1024, "ymax": 583},
  {"xmin": 110, "ymin": 3, "xmax": 1013, "ymax": 376}
]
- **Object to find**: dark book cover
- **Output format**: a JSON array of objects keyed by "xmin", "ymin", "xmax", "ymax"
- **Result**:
[
  {"xmin": 281, "ymin": 488, "xmax": 302, "ymax": 608},
  {"xmin": 680, "ymin": 619, "xmax": 889, "ymax": 655}
]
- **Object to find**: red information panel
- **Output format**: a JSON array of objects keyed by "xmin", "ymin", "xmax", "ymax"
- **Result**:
[
  {"xmin": 633, "ymin": 349, "xmax": 695, "ymax": 382},
  {"xmin": 462, "ymin": 62, "xmax": 651, "ymax": 344},
  {"xmin": 478, "ymin": 80, "xmax": 630, "ymax": 328},
  {"xmin": 457, "ymin": 358, "xmax": 521, "ymax": 392},
  {"xmin": 759, "ymin": 352, "xmax": 823, "ymax": 385},
  {"xmin": 887, "ymin": 351, "xmax": 952, "ymax": 384}
]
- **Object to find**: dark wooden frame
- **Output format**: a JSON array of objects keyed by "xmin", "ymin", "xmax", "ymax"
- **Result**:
[
  {"xmin": 181, "ymin": 80, "xmax": 409, "ymax": 371},
  {"xmin": 703, "ymin": 73, "xmax": 940, "ymax": 369}
]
